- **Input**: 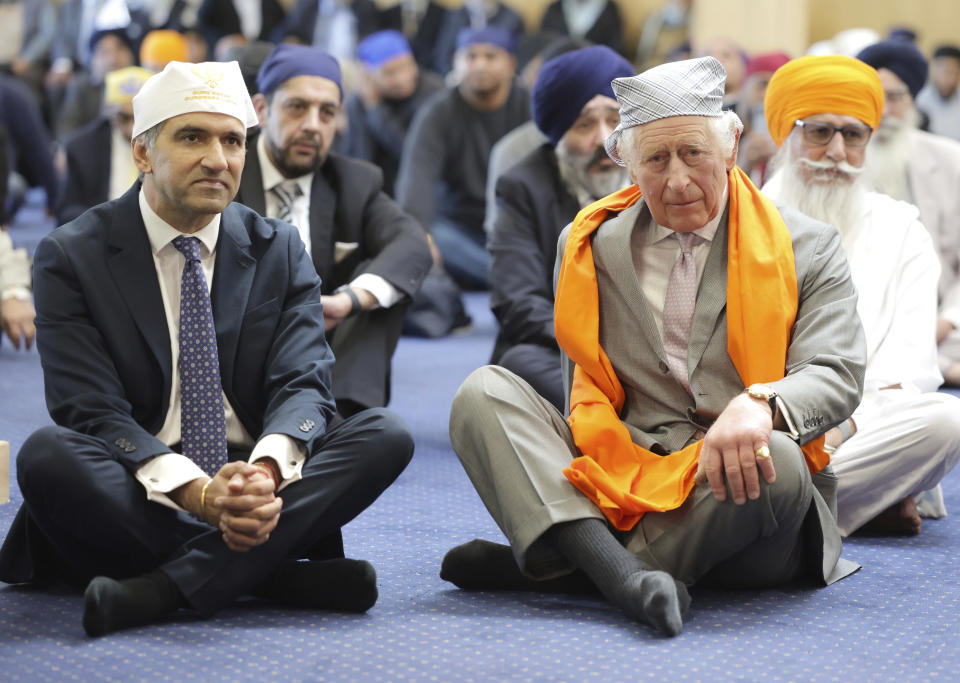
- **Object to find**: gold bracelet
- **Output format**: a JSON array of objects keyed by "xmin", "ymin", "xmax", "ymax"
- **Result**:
[{"xmin": 200, "ymin": 477, "xmax": 213, "ymax": 519}]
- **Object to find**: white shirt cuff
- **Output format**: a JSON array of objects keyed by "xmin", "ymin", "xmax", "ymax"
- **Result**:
[
  {"xmin": 249, "ymin": 433, "xmax": 305, "ymax": 491},
  {"xmin": 136, "ymin": 453, "xmax": 208, "ymax": 512},
  {"xmin": 350, "ymin": 273, "xmax": 401, "ymax": 308},
  {"xmin": 775, "ymin": 396, "xmax": 801, "ymax": 440}
]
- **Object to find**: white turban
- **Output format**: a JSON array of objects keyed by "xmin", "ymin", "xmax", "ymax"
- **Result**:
[{"xmin": 132, "ymin": 60, "xmax": 259, "ymax": 139}]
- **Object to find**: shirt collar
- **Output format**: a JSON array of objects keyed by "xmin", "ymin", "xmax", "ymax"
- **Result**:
[
  {"xmin": 139, "ymin": 188, "xmax": 221, "ymax": 257},
  {"xmin": 257, "ymin": 133, "xmax": 314, "ymax": 197},
  {"xmin": 646, "ymin": 180, "xmax": 729, "ymax": 246}
]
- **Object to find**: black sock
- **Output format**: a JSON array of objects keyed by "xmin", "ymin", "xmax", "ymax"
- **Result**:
[
  {"xmin": 252, "ymin": 558, "xmax": 378, "ymax": 613},
  {"xmin": 440, "ymin": 539, "xmax": 594, "ymax": 593},
  {"xmin": 544, "ymin": 519, "xmax": 690, "ymax": 636},
  {"xmin": 82, "ymin": 570, "xmax": 186, "ymax": 637}
]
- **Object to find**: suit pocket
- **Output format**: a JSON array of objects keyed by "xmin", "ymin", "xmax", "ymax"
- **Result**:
[{"xmin": 242, "ymin": 297, "xmax": 281, "ymax": 327}]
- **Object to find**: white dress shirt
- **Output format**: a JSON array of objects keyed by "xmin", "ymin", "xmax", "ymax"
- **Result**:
[
  {"xmin": 256, "ymin": 135, "xmax": 401, "ymax": 308},
  {"xmin": 134, "ymin": 190, "xmax": 306, "ymax": 511}
]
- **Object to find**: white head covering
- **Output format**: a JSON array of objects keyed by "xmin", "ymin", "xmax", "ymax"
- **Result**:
[
  {"xmin": 132, "ymin": 60, "xmax": 259, "ymax": 138},
  {"xmin": 604, "ymin": 56, "xmax": 737, "ymax": 165}
]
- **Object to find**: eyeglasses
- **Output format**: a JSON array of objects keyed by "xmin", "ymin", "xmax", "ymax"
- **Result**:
[{"xmin": 793, "ymin": 120, "xmax": 873, "ymax": 147}]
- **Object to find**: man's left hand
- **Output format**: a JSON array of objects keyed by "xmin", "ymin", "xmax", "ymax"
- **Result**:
[
  {"xmin": 321, "ymin": 287, "xmax": 375, "ymax": 330},
  {"xmin": 1, "ymin": 298, "xmax": 36, "ymax": 350},
  {"xmin": 695, "ymin": 393, "xmax": 777, "ymax": 504}
]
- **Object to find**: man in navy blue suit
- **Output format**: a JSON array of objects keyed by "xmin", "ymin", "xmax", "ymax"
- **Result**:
[{"xmin": 0, "ymin": 60, "xmax": 414, "ymax": 636}]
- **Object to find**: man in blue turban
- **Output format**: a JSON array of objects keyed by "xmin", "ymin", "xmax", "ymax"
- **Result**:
[
  {"xmin": 234, "ymin": 43, "xmax": 432, "ymax": 418},
  {"xmin": 343, "ymin": 30, "xmax": 444, "ymax": 196},
  {"xmin": 395, "ymin": 26, "xmax": 529, "ymax": 290},
  {"xmin": 488, "ymin": 44, "xmax": 634, "ymax": 410}
]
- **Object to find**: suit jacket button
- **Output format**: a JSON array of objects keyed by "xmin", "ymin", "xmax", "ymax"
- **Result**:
[{"xmin": 299, "ymin": 422, "xmax": 311, "ymax": 433}]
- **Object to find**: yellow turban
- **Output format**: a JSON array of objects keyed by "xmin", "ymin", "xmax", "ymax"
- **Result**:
[
  {"xmin": 140, "ymin": 30, "xmax": 189, "ymax": 70},
  {"xmin": 764, "ymin": 54, "xmax": 884, "ymax": 146},
  {"xmin": 103, "ymin": 66, "xmax": 152, "ymax": 107}
]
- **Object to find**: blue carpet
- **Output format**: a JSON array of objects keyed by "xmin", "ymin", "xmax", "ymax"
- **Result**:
[{"xmin": 1, "ymin": 197, "xmax": 959, "ymax": 680}]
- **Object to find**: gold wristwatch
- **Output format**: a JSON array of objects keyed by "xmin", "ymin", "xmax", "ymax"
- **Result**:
[{"xmin": 744, "ymin": 383, "xmax": 778, "ymax": 415}]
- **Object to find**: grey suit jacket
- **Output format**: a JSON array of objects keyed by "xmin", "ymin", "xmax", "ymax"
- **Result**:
[{"xmin": 555, "ymin": 196, "xmax": 866, "ymax": 583}]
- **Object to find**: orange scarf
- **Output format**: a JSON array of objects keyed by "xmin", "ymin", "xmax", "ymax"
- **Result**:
[{"xmin": 554, "ymin": 166, "xmax": 828, "ymax": 531}]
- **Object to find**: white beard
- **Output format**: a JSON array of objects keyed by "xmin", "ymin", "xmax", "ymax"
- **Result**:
[
  {"xmin": 864, "ymin": 113, "xmax": 917, "ymax": 203},
  {"xmin": 766, "ymin": 145, "xmax": 869, "ymax": 256},
  {"xmin": 555, "ymin": 144, "xmax": 630, "ymax": 208}
]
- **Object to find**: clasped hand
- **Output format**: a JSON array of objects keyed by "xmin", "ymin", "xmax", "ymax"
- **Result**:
[
  {"xmin": 202, "ymin": 462, "xmax": 282, "ymax": 552},
  {"xmin": 695, "ymin": 393, "xmax": 777, "ymax": 505}
]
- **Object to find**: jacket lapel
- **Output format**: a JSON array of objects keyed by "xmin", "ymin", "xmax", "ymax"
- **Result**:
[
  {"xmin": 687, "ymin": 208, "xmax": 729, "ymax": 376},
  {"xmin": 600, "ymin": 201, "xmax": 668, "ymax": 364},
  {"xmin": 210, "ymin": 204, "xmax": 256, "ymax": 396},
  {"xmin": 238, "ymin": 141, "xmax": 268, "ymax": 216},
  {"xmin": 309, "ymin": 169, "xmax": 337, "ymax": 285},
  {"xmin": 105, "ymin": 186, "xmax": 171, "ymax": 380}
]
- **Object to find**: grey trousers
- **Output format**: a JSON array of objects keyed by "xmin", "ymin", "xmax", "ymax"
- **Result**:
[{"xmin": 450, "ymin": 366, "xmax": 855, "ymax": 587}]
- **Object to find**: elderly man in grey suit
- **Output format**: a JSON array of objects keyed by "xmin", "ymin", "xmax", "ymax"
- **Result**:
[{"xmin": 440, "ymin": 57, "xmax": 866, "ymax": 637}]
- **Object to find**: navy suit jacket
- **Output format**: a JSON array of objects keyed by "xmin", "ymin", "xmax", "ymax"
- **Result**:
[{"xmin": 32, "ymin": 185, "xmax": 337, "ymax": 469}]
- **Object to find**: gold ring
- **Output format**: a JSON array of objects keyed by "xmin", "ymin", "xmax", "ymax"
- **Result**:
[{"xmin": 755, "ymin": 445, "xmax": 771, "ymax": 460}]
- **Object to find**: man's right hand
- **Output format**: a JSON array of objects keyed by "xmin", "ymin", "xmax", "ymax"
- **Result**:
[
  {"xmin": 173, "ymin": 462, "xmax": 282, "ymax": 551},
  {"xmin": 937, "ymin": 316, "xmax": 955, "ymax": 344}
]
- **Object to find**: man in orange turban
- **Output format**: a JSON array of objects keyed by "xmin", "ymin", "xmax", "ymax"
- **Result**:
[
  {"xmin": 763, "ymin": 54, "xmax": 960, "ymax": 538},
  {"xmin": 139, "ymin": 29, "xmax": 189, "ymax": 72},
  {"xmin": 441, "ymin": 56, "xmax": 866, "ymax": 637}
]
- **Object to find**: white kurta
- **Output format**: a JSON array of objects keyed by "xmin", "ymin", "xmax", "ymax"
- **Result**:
[{"xmin": 764, "ymin": 187, "xmax": 960, "ymax": 535}]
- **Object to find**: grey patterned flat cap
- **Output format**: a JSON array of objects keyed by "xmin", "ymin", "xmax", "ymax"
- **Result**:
[{"xmin": 605, "ymin": 56, "xmax": 727, "ymax": 165}]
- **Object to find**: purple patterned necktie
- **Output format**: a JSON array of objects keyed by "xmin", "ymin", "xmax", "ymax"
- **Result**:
[
  {"xmin": 172, "ymin": 235, "xmax": 228, "ymax": 475},
  {"xmin": 662, "ymin": 232, "xmax": 700, "ymax": 395}
]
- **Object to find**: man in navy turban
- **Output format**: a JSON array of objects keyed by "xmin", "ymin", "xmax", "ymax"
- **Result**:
[
  {"xmin": 234, "ymin": 43, "xmax": 432, "ymax": 418},
  {"xmin": 343, "ymin": 30, "xmax": 444, "ymax": 196},
  {"xmin": 488, "ymin": 44, "xmax": 634, "ymax": 410}
]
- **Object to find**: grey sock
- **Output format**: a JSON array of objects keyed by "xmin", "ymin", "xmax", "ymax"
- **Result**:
[{"xmin": 544, "ymin": 518, "xmax": 689, "ymax": 636}]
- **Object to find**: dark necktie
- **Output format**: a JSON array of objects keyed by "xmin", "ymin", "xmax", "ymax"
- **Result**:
[{"xmin": 172, "ymin": 235, "xmax": 228, "ymax": 475}]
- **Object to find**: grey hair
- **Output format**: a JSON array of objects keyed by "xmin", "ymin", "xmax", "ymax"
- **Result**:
[
  {"xmin": 134, "ymin": 121, "xmax": 165, "ymax": 152},
  {"xmin": 616, "ymin": 110, "xmax": 744, "ymax": 162}
]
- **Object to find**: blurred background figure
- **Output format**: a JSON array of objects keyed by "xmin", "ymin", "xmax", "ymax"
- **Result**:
[
  {"xmin": 0, "ymin": 71, "xmax": 60, "ymax": 218},
  {"xmin": 432, "ymin": 0, "xmax": 524, "ymax": 77},
  {"xmin": 736, "ymin": 51, "xmax": 790, "ymax": 185},
  {"xmin": 916, "ymin": 45, "xmax": 960, "ymax": 142},
  {"xmin": 278, "ymin": 0, "xmax": 379, "ymax": 61},
  {"xmin": 857, "ymin": 39, "xmax": 960, "ymax": 385},
  {"xmin": 396, "ymin": 26, "xmax": 528, "ymax": 291},
  {"xmin": 57, "ymin": 65, "xmax": 151, "ymax": 223},
  {"xmin": 634, "ymin": 0, "xmax": 690, "ymax": 71},
  {"xmin": 537, "ymin": 0, "xmax": 624, "ymax": 56},
  {"xmin": 54, "ymin": 27, "xmax": 136, "ymax": 139},
  {"xmin": 139, "ymin": 28, "xmax": 189, "ymax": 72},
  {"xmin": 343, "ymin": 29, "xmax": 443, "ymax": 196},
  {"xmin": 699, "ymin": 36, "xmax": 747, "ymax": 109},
  {"xmin": 195, "ymin": 0, "xmax": 285, "ymax": 57}
]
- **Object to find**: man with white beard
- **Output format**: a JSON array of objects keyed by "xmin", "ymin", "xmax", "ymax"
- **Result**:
[
  {"xmin": 856, "ymin": 40, "xmax": 960, "ymax": 387},
  {"xmin": 762, "ymin": 54, "xmax": 960, "ymax": 536},
  {"xmin": 487, "ymin": 45, "xmax": 633, "ymax": 409}
]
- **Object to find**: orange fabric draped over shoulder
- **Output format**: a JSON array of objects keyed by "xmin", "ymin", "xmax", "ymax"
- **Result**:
[{"xmin": 554, "ymin": 166, "xmax": 828, "ymax": 531}]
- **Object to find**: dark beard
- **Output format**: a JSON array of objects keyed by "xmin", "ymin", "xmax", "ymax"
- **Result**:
[{"xmin": 267, "ymin": 136, "xmax": 325, "ymax": 178}]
